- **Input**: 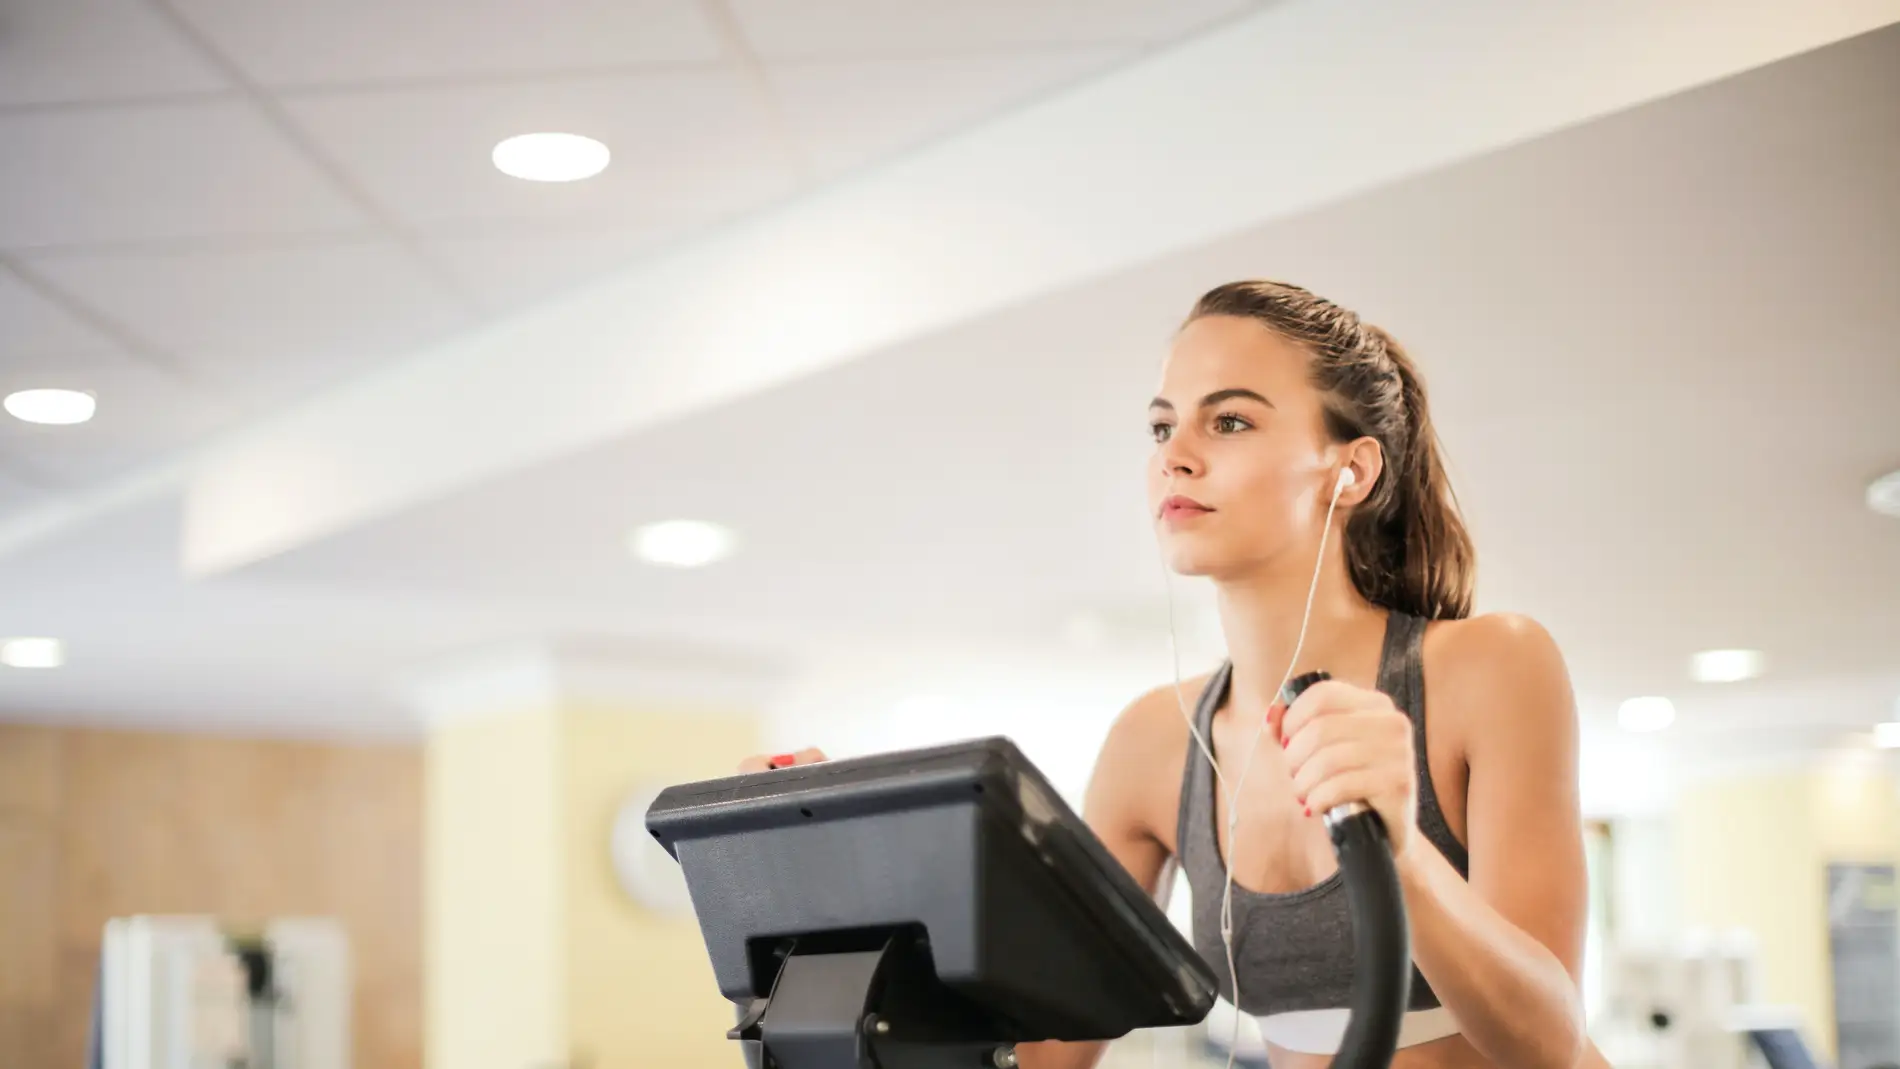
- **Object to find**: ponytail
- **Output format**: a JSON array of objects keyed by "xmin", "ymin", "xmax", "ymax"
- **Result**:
[
  {"xmin": 1345, "ymin": 328, "xmax": 1475, "ymax": 620},
  {"xmin": 1187, "ymin": 282, "xmax": 1477, "ymax": 620}
]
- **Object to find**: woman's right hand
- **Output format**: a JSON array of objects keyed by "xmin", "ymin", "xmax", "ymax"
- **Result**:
[{"xmin": 736, "ymin": 747, "xmax": 828, "ymax": 774}]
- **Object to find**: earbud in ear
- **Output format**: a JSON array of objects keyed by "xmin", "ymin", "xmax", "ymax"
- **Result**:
[{"xmin": 1335, "ymin": 468, "xmax": 1357, "ymax": 493}]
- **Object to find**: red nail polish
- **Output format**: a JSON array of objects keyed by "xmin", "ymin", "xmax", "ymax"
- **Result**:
[
  {"xmin": 1304, "ymin": 805, "xmax": 1312, "ymax": 818},
  {"xmin": 769, "ymin": 753, "xmax": 796, "ymax": 768}
]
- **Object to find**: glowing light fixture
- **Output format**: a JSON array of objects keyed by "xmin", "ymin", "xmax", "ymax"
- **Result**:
[
  {"xmin": 492, "ymin": 132, "xmax": 611, "ymax": 182},
  {"xmin": 1690, "ymin": 648, "xmax": 1764, "ymax": 683},
  {"xmin": 5, "ymin": 388, "xmax": 95, "ymax": 425},
  {"xmin": 628, "ymin": 519, "xmax": 736, "ymax": 568},
  {"xmin": 1, "ymin": 637, "xmax": 64, "ymax": 668},
  {"xmin": 1868, "ymin": 470, "xmax": 1900, "ymax": 519}
]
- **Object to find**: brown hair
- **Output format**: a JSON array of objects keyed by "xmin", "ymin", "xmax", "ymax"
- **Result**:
[{"xmin": 1186, "ymin": 280, "xmax": 1475, "ymax": 620}]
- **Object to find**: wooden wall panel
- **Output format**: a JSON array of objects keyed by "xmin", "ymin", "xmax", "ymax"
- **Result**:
[
  {"xmin": 0, "ymin": 724, "xmax": 61, "ymax": 817},
  {"xmin": 0, "ymin": 722, "xmax": 421, "ymax": 1069},
  {"xmin": 0, "ymin": 824, "xmax": 59, "ymax": 1007}
]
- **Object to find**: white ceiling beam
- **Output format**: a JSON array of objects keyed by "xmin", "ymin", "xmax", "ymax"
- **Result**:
[{"xmin": 5, "ymin": 0, "xmax": 1894, "ymax": 573}]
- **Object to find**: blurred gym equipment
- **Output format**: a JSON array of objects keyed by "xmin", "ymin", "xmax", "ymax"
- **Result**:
[
  {"xmin": 1595, "ymin": 934, "xmax": 1829, "ymax": 1069},
  {"xmin": 94, "ymin": 916, "xmax": 349, "ymax": 1069}
]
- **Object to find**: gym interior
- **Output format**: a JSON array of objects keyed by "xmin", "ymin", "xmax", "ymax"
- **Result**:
[{"xmin": 2, "ymin": 4, "xmax": 1897, "ymax": 1069}]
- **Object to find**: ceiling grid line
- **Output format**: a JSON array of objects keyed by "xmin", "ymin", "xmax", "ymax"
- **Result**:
[
  {"xmin": 0, "ymin": 256, "xmax": 201, "ymax": 385},
  {"xmin": 0, "ymin": 89, "xmax": 236, "ymax": 119},
  {"xmin": 698, "ymin": 0, "xmax": 815, "ymax": 185},
  {"xmin": 11, "ymin": 226, "xmax": 388, "ymax": 263},
  {"xmin": 144, "ymin": 0, "xmax": 488, "ymax": 314},
  {"xmin": 260, "ymin": 59, "xmax": 729, "ymax": 98}
]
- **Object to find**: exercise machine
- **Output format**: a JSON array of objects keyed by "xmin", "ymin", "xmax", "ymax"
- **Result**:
[
  {"xmin": 94, "ymin": 916, "xmax": 350, "ymax": 1069},
  {"xmin": 647, "ymin": 680, "xmax": 1414, "ymax": 1069},
  {"xmin": 1595, "ymin": 938, "xmax": 1834, "ymax": 1069}
]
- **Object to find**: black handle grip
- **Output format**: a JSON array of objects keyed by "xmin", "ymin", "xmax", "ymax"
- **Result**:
[{"xmin": 1278, "ymin": 671, "xmax": 1411, "ymax": 1069}]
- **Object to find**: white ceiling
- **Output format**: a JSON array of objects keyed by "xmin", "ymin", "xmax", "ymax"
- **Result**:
[
  {"xmin": 239, "ymin": 21, "xmax": 1900, "ymax": 721},
  {"xmin": 0, "ymin": 0, "xmax": 1258, "ymax": 495},
  {"xmin": 0, "ymin": 4, "xmax": 1897, "ymax": 788}
]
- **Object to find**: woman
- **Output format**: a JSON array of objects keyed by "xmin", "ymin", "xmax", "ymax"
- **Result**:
[{"xmin": 745, "ymin": 281, "xmax": 1592, "ymax": 1069}]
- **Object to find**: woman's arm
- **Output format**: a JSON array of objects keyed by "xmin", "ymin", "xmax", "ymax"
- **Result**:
[
  {"xmin": 1278, "ymin": 612, "xmax": 1588, "ymax": 1069},
  {"xmin": 1398, "ymin": 613, "xmax": 1589, "ymax": 1069},
  {"xmin": 1017, "ymin": 684, "xmax": 1184, "ymax": 1069}
]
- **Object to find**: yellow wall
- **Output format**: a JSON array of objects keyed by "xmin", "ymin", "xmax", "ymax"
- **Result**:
[
  {"xmin": 1811, "ymin": 761, "xmax": 1900, "ymax": 858},
  {"xmin": 427, "ymin": 698, "xmax": 760, "ymax": 1069},
  {"xmin": 426, "ymin": 709, "xmax": 565, "ymax": 1069},
  {"xmin": 562, "ymin": 705, "xmax": 758, "ymax": 1069},
  {"xmin": 1674, "ymin": 763, "xmax": 1900, "ymax": 1060}
]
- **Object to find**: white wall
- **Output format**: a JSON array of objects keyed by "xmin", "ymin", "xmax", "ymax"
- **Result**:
[{"xmin": 1612, "ymin": 816, "xmax": 1682, "ymax": 950}]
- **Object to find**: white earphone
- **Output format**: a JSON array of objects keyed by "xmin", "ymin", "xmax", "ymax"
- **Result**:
[{"xmin": 1336, "ymin": 466, "xmax": 1357, "ymax": 493}]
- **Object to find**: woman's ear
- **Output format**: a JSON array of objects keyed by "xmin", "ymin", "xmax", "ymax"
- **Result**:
[{"xmin": 1338, "ymin": 438, "xmax": 1384, "ymax": 507}]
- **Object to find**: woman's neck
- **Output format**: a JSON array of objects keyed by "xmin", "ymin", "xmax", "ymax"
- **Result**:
[{"xmin": 1215, "ymin": 548, "xmax": 1384, "ymax": 714}]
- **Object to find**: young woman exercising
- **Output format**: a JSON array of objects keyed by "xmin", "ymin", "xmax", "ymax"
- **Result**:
[{"xmin": 745, "ymin": 281, "xmax": 1594, "ymax": 1069}]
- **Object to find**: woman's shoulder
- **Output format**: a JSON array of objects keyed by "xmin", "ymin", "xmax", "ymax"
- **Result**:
[
  {"xmin": 1421, "ymin": 611, "xmax": 1576, "ymax": 747},
  {"xmin": 1425, "ymin": 611, "xmax": 1562, "ymax": 664},
  {"xmin": 1113, "ymin": 673, "xmax": 1218, "ymax": 747},
  {"xmin": 1088, "ymin": 676, "xmax": 1211, "ymax": 795}
]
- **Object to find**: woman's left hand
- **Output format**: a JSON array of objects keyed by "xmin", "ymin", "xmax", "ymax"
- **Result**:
[{"xmin": 1270, "ymin": 679, "xmax": 1419, "ymax": 858}]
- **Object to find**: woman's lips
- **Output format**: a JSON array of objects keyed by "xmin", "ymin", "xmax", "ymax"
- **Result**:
[{"xmin": 1159, "ymin": 495, "xmax": 1214, "ymax": 523}]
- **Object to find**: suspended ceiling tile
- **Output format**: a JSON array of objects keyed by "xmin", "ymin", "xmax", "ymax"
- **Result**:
[
  {"xmin": 282, "ymin": 69, "xmax": 799, "ymax": 230},
  {"xmin": 25, "ymin": 240, "xmax": 474, "ymax": 403},
  {"xmin": 0, "ymin": 100, "xmax": 370, "ymax": 250},
  {"xmin": 0, "ymin": 0, "xmax": 228, "ymax": 107},
  {"xmin": 0, "ymin": 267, "xmax": 125, "ymax": 363},
  {"xmin": 729, "ymin": 0, "xmax": 1255, "ymax": 60},
  {"xmin": 424, "ymin": 222, "xmax": 677, "ymax": 312},
  {"xmin": 168, "ymin": 0, "xmax": 723, "ymax": 88},
  {"xmin": 769, "ymin": 47, "xmax": 1127, "ymax": 178}
]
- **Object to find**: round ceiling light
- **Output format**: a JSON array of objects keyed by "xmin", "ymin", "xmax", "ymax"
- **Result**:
[
  {"xmin": 628, "ymin": 519, "xmax": 736, "ymax": 568},
  {"xmin": 5, "ymin": 388, "xmax": 95, "ymax": 425},
  {"xmin": 492, "ymin": 132, "xmax": 610, "ymax": 182},
  {"xmin": 1617, "ymin": 696, "xmax": 1676, "ymax": 733},
  {"xmin": 1690, "ymin": 648, "xmax": 1764, "ymax": 684},
  {"xmin": 1, "ymin": 637, "xmax": 64, "ymax": 669},
  {"xmin": 1868, "ymin": 470, "xmax": 1900, "ymax": 519}
]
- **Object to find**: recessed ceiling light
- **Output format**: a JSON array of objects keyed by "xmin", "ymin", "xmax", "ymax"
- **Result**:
[
  {"xmin": 492, "ymin": 132, "xmax": 610, "ymax": 182},
  {"xmin": 1874, "ymin": 722, "xmax": 1900, "ymax": 750},
  {"xmin": 1617, "ymin": 696, "xmax": 1675, "ymax": 733},
  {"xmin": 0, "ymin": 637, "xmax": 63, "ymax": 668},
  {"xmin": 1690, "ymin": 648, "xmax": 1764, "ymax": 684},
  {"xmin": 5, "ymin": 388, "xmax": 95, "ymax": 425},
  {"xmin": 629, "ymin": 519, "xmax": 736, "ymax": 568},
  {"xmin": 1869, "ymin": 470, "xmax": 1900, "ymax": 520}
]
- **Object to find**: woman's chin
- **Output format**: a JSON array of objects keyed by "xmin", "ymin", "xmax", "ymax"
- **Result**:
[{"xmin": 1161, "ymin": 548, "xmax": 1222, "ymax": 578}]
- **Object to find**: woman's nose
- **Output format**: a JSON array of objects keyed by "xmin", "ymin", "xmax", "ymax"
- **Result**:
[{"xmin": 1158, "ymin": 439, "xmax": 1201, "ymax": 479}]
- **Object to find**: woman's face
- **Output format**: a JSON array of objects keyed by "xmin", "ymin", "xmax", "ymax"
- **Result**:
[{"xmin": 1147, "ymin": 315, "xmax": 1339, "ymax": 579}]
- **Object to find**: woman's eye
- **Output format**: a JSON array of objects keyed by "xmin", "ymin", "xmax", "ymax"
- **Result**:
[
  {"xmin": 1213, "ymin": 414, "xmax": 1253, "ymax": 434},
  {"xmin": 1150, "ymin": 421, "xmax": 1174, "ymax": 443}
]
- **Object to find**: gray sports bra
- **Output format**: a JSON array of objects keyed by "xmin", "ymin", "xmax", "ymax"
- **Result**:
[{"xmin": 1174, "ymin": 611, "xmax": 1471, "ymax": 1036}]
